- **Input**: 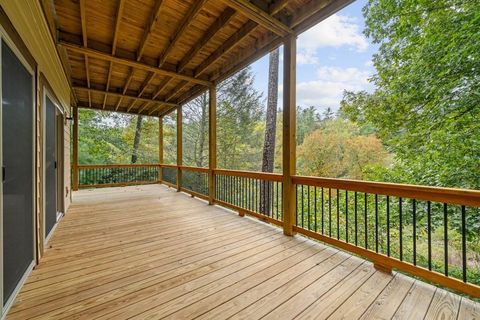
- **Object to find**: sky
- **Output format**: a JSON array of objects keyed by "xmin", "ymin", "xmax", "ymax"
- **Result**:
[{"xmin": 248, "ymin": 0, "xmax": 378, "ymax": 114}]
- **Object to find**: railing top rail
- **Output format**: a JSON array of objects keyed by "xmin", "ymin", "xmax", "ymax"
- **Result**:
[
  {"xmin": 160, "ymin": 163, "xmax": 178, "ymax": 169},
  {"xmin": 214, "ymin": 168, "xmax": 282, "ymax": 182},
  {"xmin": 78, "ymin": 163, "xmax": 160, "ymax": 169},
  {"xmin": 293, "ymin": 175, "xmax": 480, "ymax": 207},
  {"xmin": 178, "ymin": 165, "xmax": 209, "ymax": 173}
]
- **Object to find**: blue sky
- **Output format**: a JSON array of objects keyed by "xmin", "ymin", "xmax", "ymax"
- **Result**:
[{"xmin": 249, "ymin": 0, "xmax": 378, "ymax": 114}]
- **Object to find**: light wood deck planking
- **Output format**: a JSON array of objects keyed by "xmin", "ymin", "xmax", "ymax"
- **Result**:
[{"xmin": 7, "ymin": 184, "xmax": 480, "ymax": 319}]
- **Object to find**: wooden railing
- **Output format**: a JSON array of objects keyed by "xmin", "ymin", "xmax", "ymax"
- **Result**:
[
  {"xmin": 78, "ymin": 164, "xmax": 160, "ymax": 188},
  {"xmin": 292, "ymin": 175, "xmax": 480, "ymax": 298},
  {"xmin": 75, "ymin": 164, "xmax": 480, "ymax": 298},
  {"xmin": 214, "ymin": 169, "xmax": 283, "ymax": 226}
]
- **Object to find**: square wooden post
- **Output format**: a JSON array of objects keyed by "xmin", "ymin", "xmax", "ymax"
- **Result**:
[
  {"xmin": 158, "ymin": 116, "xmax": 163, "ymax": 182},
  {"xmin": 208, "ymin": 86, "xmax": 217, "ymax": 205},
  {"xmin": 282, "ymin": 35, "xmax": 297, "ymax": 236},
  {"xmin": 72, "ymin": 106, "xmax": 79, "ymax": 191},
  {"xmin": 176, "ymin": 106, "xmax": 182, "ymax": 192}
]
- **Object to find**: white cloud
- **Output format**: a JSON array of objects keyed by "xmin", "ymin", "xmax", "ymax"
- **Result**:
[
  {"xmin": 296, "ymin": 66, "xmax": 372, "ymax": 110},
  {"xmin": 297, "ymin": 14, "xmax": 369, "ymax": 65}
]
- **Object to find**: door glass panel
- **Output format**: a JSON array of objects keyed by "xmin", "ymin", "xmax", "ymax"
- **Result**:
[
  {"xmin": 2, "ymin": 40, "xmax": 34, "ymax": 304},
  {"xmin": 45, "ymin": 97, "xmax": 56, "ymax": 237}
]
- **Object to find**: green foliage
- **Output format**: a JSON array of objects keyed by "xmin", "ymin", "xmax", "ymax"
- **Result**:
[
  {"xmin": 342, "ymin": 0, "xmax": 480, "ymax": 189},
  {"xmin": 78, "ymin": 109, "xmax": 158, "ymax": 164},
  {"xmin": 216, "ymin": 67, "xmax": 266, "ymax": 171},
  {"xmin": 298, "ymin": 118, "xmax": 391, "ymax": 179}
]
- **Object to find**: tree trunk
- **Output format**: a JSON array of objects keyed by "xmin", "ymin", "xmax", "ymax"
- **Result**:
[
  {"xmin": 260, "ymin": 48, "xmax": 279, "ymax": 215},
  {"xmin": 131, "ymin": 115, "xmax": 143, "ymax": 164},
  {"xmin": 197, "ymin": 92, "xmax": 208, "ymax": 167}
]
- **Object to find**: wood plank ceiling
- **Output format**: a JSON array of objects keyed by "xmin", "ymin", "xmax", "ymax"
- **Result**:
[{"xmin": 49, "ymin": 0, "xmax": 353, "ymax": 117}]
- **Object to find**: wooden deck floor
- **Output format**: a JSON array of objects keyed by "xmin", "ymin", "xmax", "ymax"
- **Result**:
[{"xmin": 7, "ymin": 185, "xmax": 480, "ymax": 319}]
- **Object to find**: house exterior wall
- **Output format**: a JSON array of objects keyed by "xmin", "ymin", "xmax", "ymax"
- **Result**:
[{"xmin": 0, "ymin": 0, "xmax": 72, "ymax": 257}]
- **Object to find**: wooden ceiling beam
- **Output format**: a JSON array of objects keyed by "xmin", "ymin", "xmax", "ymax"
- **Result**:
[
  {"xmin": 178, "ymin": 7, "xmax": 236, "ymax": 73},
  {"xmin": 219, "ymin": 0, "xmax": 292, "ymax": 36},
  {"xmin": 137, "ymin": 0, "xmax": 165, "ymax": 61},
  {"xmin": 269, "ymin": 0, "xmax": 291, "ymax": 15},
  {"xmin": 115, "ymin": 68, "xmax": 134, "ymax": 110},
  {"xmin": 74, "ymin": 86, "xmax": 179, "ymax": 107},
  {"xmin": 152, "ymin": 77, "xmax": 173, "ymax": 100},
  {"xmin": 165, "ymin": 81, "xmax": 188, "ymax": 102},
  {"xmin": 138, "ymin": 73, "xmax": 156, "ymax": 97},
  {"xmin": 157, "ymin": 0, "xmax": 207, "ymax": 68},
  {"xmin": 77, "ymin": 104, "xmax": 158, "ymax": 117},
  {"xmin": 104, "ymin": 0, "xmax": 126, "ymax": 109},
  {"xmin": 148, "ymin": 104, "xmax": 164, "ymax": 115},
  {"xmin": 79, "ymin": 0, "xmax": 91, "ymax": 107},
  {"xmin": 195, "ymin": 20, "xmax": 257, "ymax": 77},
  {"xmin": 193, "ymin": 1, "xmax": 289, "ymax": 79},
  {"xmin": 60, "ymin": 41, "xmax": 212, "ymax": 86}
]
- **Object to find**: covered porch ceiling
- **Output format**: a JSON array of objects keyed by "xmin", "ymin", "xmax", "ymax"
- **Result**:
[{"xmin": 43, "ymin": 0, "xmax": 353, "ymax": 117}]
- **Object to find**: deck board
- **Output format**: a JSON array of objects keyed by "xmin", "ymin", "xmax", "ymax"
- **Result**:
[{"xmin": 6, "ymin": 185, "xmax": 480, "ymax": 319}]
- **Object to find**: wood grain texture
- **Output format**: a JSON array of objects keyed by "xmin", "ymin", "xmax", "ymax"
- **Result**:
[{"xmin": 6, "ymin": 185, "xmax": 478, "ymax": 319}]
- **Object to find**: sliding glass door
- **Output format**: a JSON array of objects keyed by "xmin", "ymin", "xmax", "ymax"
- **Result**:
[
  {"xmin": 1, "ymin": 39, "xmax": 34, "ymax": 305},
  {"xmin": 45, "ymin": 96, "xmax": 57, "ymax": 238}
]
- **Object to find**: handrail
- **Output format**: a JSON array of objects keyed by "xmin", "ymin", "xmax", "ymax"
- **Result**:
[
  {"xmin": 214, "ymin": 168, "xmax": 282, "ymax": 182},
  {"xmin": 292, "ymin": 175, "xmax": 480, "ymax": 207},
  {"xmin": 78, "ymin": 163, "xmax": 160, "ymax": 169},
  {"xmin": 179, "ymin": 165, "xmax": 210, "ymax": 173}
]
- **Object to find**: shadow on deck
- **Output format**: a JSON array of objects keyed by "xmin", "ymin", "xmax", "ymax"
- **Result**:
[{"xmin": 7, "ymin": 184, "xmax": 480, "ymax": 319}]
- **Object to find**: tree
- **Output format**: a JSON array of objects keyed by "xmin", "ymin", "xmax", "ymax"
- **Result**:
[
  {"xmin": 260, "ymin": 48, "xmax": 280, "ymax": 214},
  {"xmin": 183, "ymin": 93, "xmax": 208, "ymax": 167},
  {"xmin": 216, "ymin": 67, "xmax": 264, "ymax": 170},
  {"xmin": 340, "ymin": 0, "xmax": 480, "ymax": 189},
  {"xmin": 297, "ymin": 119, "xmax": 390, "ymax": 179},
  {"xmin": 131, "ymin": 115, "xmax": 143, "ymax": 163}
]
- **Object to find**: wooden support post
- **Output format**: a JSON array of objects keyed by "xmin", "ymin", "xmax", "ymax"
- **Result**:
[
  {"xmin": 208, "ymin": 86, "xmax": 217, "ymax": 205},
  {"xmin": 72, "ymin": 106, "xmax": 79, "ymax": 191},
  {"xmin": 282, "ymin": 35, "xmax": 297, "ymax": 236},
  {"xmin": 158, "ymin": 116, "xmax": 163, "ymax": 182},
  {"xmin": 176, "ymin": 106, "xmax": 182, "ymax": 191}
]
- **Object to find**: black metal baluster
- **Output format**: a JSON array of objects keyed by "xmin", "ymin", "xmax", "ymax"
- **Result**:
[
  {"xmin": 307, "ymin": 185, "xmax": 311, "ymax": 230},
  {"xmin": 329, "ymin": 188, "xmax": 332, "ymax": 237},
  {"xmin": 387, "ymin": 196, "xmax": 390, "ymax": 257},
  {"xmin": 462, "ymin": 205, "xmax": 467, "ymax": 282},
  {"xmin": 314, "ymin": 186, "xmax": 317, "ymax": 233},
  {"xmin": 427, "ymin": 201, "xmax": 431, "ymax": 270},
  {"xmin": 336, "ymin": 189, "xmax": 340, "ymax": 240},
  {"xmin": 301, "ymin": 185, "xmax": 304, "ymax": 228},
  {"xmin": 375, "ymin": 194, "xmax": 379, "ymax": 253},
  {"xmin": 296, "ymin": 185, "xmax": 298, "ymax": 226},
  {"xmin": 346, "ymin": 191, "xmax": 349, "ymax": 243},
  {"xmin": 413, "ymin": 199, "xmax": 417, "ymax": 265},
  {"xmin": 399, "ymin": 197, "xmax": 403, "ymax": 261},
  {"xmin": 364, "ymin": 193, "xmax": 368, "ymax": 249},
  {"xmin": 321, "ymin": 187, "xmax": 324, "ymax": 235},
  {"xmin": 443, "ymin": 203, "xmax": 448, "ymax": 277},
  {"xmin": 355, "ymin": 192, "xmax": 358, "ymax": 246},
  {"xmin": 276, "ymin": 182, "xmax": 279, "ymax": 220}
]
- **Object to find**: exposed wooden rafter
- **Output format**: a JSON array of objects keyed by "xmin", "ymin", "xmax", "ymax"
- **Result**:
[
  {"xmin": 60, "ymin": 42, "xmax": 212, "ymax": 86},
  {"xmin": 219, "ymin": 0, "xmax": 292, "ymax": 36},
  {"xmin": 115, "ymin": 68, "xmax": 134, "ymax": 110},
  {"xmin": 157, "ymin": 0, "xmax": 207, "ymax": 68},
  {"xmin": 103, "ymin": 0, "xmax": 126, "ymax": 109},
  {"xmin": 79, "ymin": 0, "xmax": 91, "ymax": 107},
  {"xmin": 195, "ymin": 20, "xmax": 256, "ymax": 77},
  {"xmin": 178, "ymin": 7, "xmax": 236, "ymax": 73},
  {"xmin": 74, "ymin": 86, "xmax": 178, "ymax": 107},
  {"xmin": 137, "ymin": 0, "xmax": 165, "ymax": 61}
]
